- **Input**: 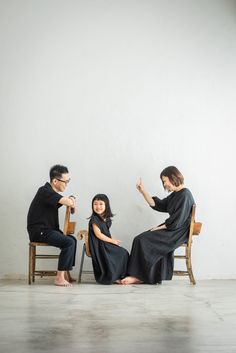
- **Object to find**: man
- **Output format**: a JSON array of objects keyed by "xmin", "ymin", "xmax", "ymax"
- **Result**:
[{"xmin": 27, "ymin": 164, "xmax": 77, "ymax": 287}]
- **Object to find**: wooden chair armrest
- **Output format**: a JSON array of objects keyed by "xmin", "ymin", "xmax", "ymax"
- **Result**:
[{"xmin": 63, "ymin": 206, "xmax": 76, "ymax": 235}]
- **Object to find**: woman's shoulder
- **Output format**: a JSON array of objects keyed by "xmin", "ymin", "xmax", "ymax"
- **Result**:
[
  {"xmin": 182, "ymin": 188, "xmax": 194, "ymax": 197},
  {"xmin": 171, "ymin": 187, "xmax": 193, "ymax": 200},
  {"xmin": 182, "ymin": 187, "xmax": 191, "ymax": 195},
  {"xmin": 178, "ymin": 188, "xmax": 195, "ymax": 203}
]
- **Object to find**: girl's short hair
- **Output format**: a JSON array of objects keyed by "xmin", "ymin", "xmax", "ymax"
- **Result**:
[
  {"xmin": 160, "ymin": 166, "xmax": 184, "ymax": 187},
  {"xmin": 91, "ymin": 194, "xmax": 114, "ymax": 220}
]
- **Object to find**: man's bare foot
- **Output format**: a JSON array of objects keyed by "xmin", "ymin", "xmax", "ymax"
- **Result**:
[
  {"xmin": 121, "ymin": 276, "xmax": 143, "ymax": 285},
  {"xmin": 54, "ymin": 279, "xmax": 72, "ymax": 287},
  {"xmin": 55, "ymin": 271, "xmax": 72, "ymax": 287}
]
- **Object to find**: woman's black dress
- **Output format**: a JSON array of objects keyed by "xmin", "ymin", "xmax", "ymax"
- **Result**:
[
  {"xmin": 89, "ymin": 214, "xmax": 129, "ymax": 284},
  {"xmin": 127, "ymin": 188, "xmax": 195, "ymax": 284}
]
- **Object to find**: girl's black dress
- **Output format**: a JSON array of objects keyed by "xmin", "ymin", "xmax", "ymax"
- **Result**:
[
  {"xmin": 127, "ymin": 188, "xmax": 195, "ymax": 284},
  {"xmin": 89, "ymin": 214, "xmax": 129, "ymax": 284}
]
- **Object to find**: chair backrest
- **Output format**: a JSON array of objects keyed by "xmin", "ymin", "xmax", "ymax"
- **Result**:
[
  {"xmin": 187, "ymin": 204, "xmax": 202, "ymax": 247},
  {"xmin": 77, "ymin": 229, "xmax": 91, "ymax": 257},
  {"xmin": 63, "ymin": 206, "xmax": 76, "ymax": 235}
]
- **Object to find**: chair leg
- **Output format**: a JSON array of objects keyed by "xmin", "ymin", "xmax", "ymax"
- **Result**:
[
  {"xmin": 28, "ymin": 244, "xmax": 32, "ymax": 285},
  {"xmin": 65, "ymin": 271, "xmax": 72, "ymax": 282},
  {"xmin": 32, "ymin": 246, "xmax": 36, "ymax": 282},
  {"xmin": 186, "ymin": 248, "xmax": 196, "ymax": 285},
  {"xmin": 78, "ymin": 245, "xmax": 85, "ymax": 283}
]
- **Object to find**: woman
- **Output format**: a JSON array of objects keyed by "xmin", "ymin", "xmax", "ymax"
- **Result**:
[{"xmin": 121, "ymin": 166, "xmax": 195, "ymax": 285}]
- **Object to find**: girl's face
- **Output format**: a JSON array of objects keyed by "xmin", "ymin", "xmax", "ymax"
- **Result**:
[
  {"xmin": 162, "ymin": 176, "xmax": 175, "ymax": 192},
  {"xmin": 93, "ymin": 200, "xmax": 106, "ymax": 216}
]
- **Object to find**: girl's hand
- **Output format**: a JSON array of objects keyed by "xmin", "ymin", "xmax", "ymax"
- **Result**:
[
  {"xmin": 136, "ymin": 177, "xmax": 145, "ymax": 193},
  {"xmin": 112, "ymin": 239, "xmax": 121, "ymax": 246}
]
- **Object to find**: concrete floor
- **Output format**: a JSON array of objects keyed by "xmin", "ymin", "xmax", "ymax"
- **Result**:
[{"xmin": 0, "ymin": 278, "xmax": 235, "ymax": 353}]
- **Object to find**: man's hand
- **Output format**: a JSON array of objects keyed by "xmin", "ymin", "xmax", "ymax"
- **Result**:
[{"xmin": 69, "ymin": 196, "xmax": 76, "ymax": 213}]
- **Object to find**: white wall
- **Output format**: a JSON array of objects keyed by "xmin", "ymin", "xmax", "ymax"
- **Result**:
[{"xmin": 0, "ymin": 0, "xmax": 235, "ymax": 279}]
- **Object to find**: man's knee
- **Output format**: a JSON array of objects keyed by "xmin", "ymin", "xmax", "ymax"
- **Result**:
[{"xmin": 64, "ymin": 236, "xmax": 76, "ymax": 249}]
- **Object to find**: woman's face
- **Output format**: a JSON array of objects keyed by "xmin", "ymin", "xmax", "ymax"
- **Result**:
[
  {"xmin": 93, "ymin": 200, "xmax": 106, "ymax": 216},
  {"xmin": 162, "ymin": 176, "xmax": 175, "ymax": 192}
]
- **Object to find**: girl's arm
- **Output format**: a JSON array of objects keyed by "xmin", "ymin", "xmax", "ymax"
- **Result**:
[
  {"xmin": 136, "ymin": 178, "xmax": 155, "ymax": 207},
  {"xmin": 92, "ymin": 223, "xmax": 121, "ymax": 246}
]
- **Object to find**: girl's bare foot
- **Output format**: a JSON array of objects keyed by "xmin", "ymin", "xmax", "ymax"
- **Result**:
[{"xmin": 121, "ymin": 276, "xmax": 143, "ymax": 285}]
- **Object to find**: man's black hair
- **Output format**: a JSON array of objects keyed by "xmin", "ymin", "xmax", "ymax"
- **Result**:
[{"xmin": 49, "ymin": 164, "xmax": 68, "ymax": 181}]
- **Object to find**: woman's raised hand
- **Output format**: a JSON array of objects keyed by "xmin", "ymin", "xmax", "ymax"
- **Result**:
[{"xmin": 136, "ymin": 177, "xmax": 145, "ymax": 193}]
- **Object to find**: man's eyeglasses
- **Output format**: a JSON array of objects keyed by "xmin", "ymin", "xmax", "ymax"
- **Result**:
[{"xmin": 56, "ymin": 178, "xmax": 71, "ymax": 185}]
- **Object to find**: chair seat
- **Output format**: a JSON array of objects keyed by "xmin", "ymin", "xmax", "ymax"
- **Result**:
[{"xmin": 29, "ymin": 242, "xmax": 52, "ymax": 246}]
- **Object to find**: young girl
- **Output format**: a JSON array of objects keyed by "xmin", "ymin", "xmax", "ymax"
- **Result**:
[{"xmin": 88, "ymin": 194, "xmax": 129, "ymax": 284}]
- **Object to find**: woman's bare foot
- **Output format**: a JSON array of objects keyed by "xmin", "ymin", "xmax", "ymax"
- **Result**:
[{"xmin": 121, "ymin": 276, "xmax": 143, "ymax": 285}]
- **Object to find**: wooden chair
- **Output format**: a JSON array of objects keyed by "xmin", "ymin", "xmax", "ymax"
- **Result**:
[
  {"xmin": 77, "ymin": 229, "xmax": 93, "ymax": 283},
  {"xmin": 28, "ymin": 206, "xmax": 76, "ymax": 284},
  {"xmin": 173, "ymin": 204, "xmax": 202, "ymax": 285}
]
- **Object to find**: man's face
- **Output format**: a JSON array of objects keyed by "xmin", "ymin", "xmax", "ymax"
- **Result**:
[{"xmin": 53, "ymin": 173, "xmax": 70, "ymax": 192}]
